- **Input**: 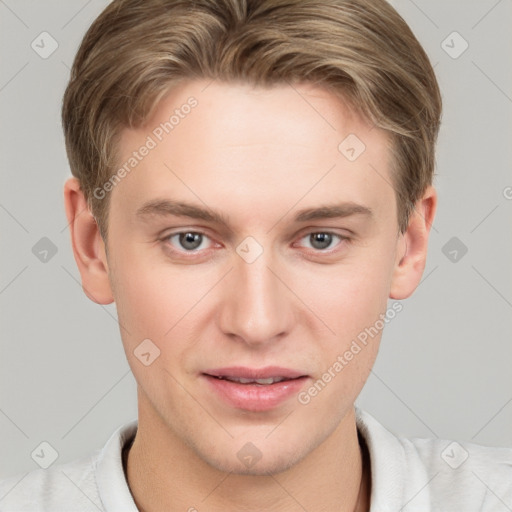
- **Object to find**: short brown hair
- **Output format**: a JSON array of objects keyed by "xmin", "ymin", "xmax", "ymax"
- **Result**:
[{"xmin": 62, "ymin": 0, "xmax": 442, "ymax": 239}]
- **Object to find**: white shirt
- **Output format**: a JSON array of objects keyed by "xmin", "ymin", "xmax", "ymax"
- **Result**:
[{"xmin": 1, "ymin": 408, "xmax": 511, "ymax": 511}]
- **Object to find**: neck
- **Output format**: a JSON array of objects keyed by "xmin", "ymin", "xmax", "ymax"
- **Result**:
[{"xmin": 125, "ymin": 396, "xmax": 371, "ymax": 512}]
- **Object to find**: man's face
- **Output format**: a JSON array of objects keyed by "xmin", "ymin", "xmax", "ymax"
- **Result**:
[{"xmin": 105, "ymin": 80, "xmax": 403, "ymax": 474}]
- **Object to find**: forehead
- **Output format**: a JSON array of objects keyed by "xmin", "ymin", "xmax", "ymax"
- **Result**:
[{"xmin": 110, "ymin": 80, "xmax": 395, "ymax": 231}]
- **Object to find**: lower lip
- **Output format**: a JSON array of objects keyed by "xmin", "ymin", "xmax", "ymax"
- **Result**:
[{"xmin": 203, "ymin": 375, "xmax": 308, "ymax": 412}]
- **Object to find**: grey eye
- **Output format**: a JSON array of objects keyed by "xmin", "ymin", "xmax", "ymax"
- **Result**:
[
  {"xmin": 177, "ymin": 232, "xmax": 204, "ymax": 250},
  {"xmin": 308, "ymin": 233, "xmax": 334, "ymax": 250}
]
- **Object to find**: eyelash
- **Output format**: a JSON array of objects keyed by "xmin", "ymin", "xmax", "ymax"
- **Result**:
[{"xmin": 160, "ymin": 230, "xmax": 350, "ymax": 258}]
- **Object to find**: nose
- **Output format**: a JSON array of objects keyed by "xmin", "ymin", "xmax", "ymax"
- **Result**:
[{"xmin": 217, "ymin": 245, "xmax": 295, "ymax": 347}]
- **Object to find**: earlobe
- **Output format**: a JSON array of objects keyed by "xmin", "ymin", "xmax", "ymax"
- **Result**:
[
  {"xmin": 63, "ymin": 177, "xmax": 114, "ymax": 305},
  {"xmin": 389, "ymin": 186, "xmax": 437, "ymax": 300}
]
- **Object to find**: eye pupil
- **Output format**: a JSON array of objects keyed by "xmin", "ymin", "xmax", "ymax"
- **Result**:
[
  {"xmin": 179, "ymin": 232, "xmax": 202, "ymax": 250},
  {"xmin": 310, "ymin": 233, "xmax": 332, "ymax": 250}
]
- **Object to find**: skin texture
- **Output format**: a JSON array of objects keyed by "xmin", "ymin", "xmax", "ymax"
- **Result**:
[{"xmin": 64, "ymin": 80, "xmax": 436, "ymax": 512}]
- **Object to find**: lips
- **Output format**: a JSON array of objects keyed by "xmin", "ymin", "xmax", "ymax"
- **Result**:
[
  {"xmin": 202, "ymin": 366, "xmax": 309, "ymax": 411},
  {"xmin": 204, "ymin": 366, "xmax": 306, "ymax": 381},
  {"xmin": 215, "ymin": 376, "xmax": 289, "ymax": 385}
]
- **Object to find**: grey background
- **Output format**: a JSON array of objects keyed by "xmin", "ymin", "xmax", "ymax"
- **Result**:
[{"xmin": 0, "ymin": 0, "xmax": 511, "ymax": 479}]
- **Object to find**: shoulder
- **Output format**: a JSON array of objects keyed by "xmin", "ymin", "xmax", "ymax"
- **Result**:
[
  {"xmin": 0, "ymin": 450, "xmax": 101, "ymax": 511},
  {"xmin": 0, "ymin": 419, "xmax": 137, "ymax": 512},
  {"xmin": 404, "ymin": 435, "xmax": 512, "ymax": 510},
  {"xmin": 355, "ymin": 407, "xmax": 512, "ymax": 511}
]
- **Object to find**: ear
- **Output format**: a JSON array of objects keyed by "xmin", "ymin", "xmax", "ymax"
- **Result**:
[
  {"xmin": 63, "ymin": 177, "xmax": 114, "ymax": 304},
  {"xmin": 389, "ymin": 185, "xmax": 437, "ymax": 300}
]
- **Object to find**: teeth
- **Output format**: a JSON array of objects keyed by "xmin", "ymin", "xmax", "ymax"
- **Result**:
[
  {"xmin": 255, "ymin": 378, "xmax": 279, "ymax": 385},
  {"xmin": 256, "ymin": 377, "xmax": 284, "ymax": 384},
  {"xmin": 219, "ymin": 376, "xmax": 288, "ymax": 384},
  {"xmin": 239, "ymin": 377, "xmax": 257, "ymax": 384}
]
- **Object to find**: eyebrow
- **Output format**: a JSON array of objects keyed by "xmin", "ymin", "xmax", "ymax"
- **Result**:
[{"xmin": 135, "ymin": 199, "xmax": 373, "ymax": 226}]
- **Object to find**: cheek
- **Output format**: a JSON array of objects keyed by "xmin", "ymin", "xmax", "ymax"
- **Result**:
[
  {"xmin": 296, "ymin": 272, "xmax": 386, "ymax": 419},
  {"xmin": 110, "ymin": 246, "xmax": 200, "ymax": 336},
  {"xmin": 109, "ymin": 247, "xmax": 220, "ymax": 378},
  {"xmin": 112, "ymin": 270, "xmax": 169, "ymax": 339},
  {"xmin": 294, "ymin": 242, "xmax": 396, "ymax": 394},
  {"xmin": 303, "ymin": 253, "xmax": 394, "ymax": 342},
  {"xmin": 109, "ymin": 257, "xmax": 195, "ymax": 401}
]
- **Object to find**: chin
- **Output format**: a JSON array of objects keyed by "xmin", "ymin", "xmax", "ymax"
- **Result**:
[
  {"xmin": 192, "ymin": 436, "xmax": 314, "ymax": 477},
  {"xmin": 210, "ymin": 452, "xmax": 304, "ymax": 476}
]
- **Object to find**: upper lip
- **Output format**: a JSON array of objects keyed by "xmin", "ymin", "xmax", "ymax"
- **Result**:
[{"xmin": 204, "ymin": 366, "xmax": 307, "ymax": 380}]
